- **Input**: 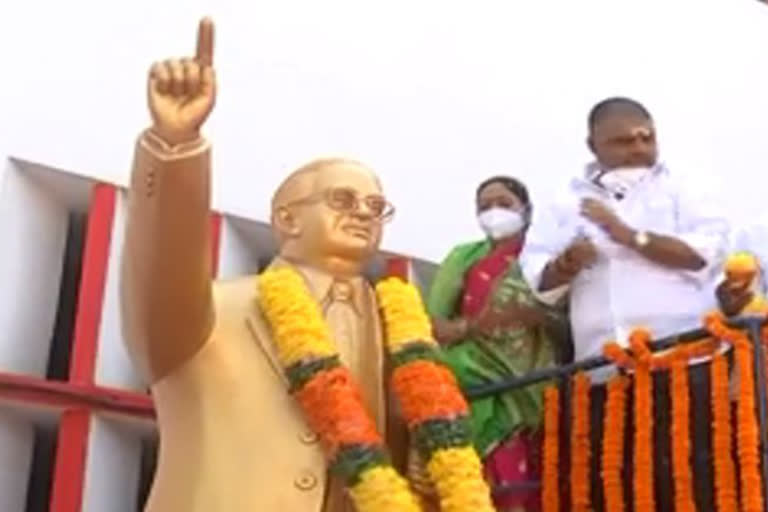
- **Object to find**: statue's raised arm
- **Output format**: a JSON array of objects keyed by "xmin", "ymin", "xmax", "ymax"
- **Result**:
[{"xmin": 121, "ymin": 18, "xmax": 218, "ymax": 383}]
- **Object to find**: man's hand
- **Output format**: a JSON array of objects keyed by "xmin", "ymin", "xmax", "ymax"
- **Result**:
[
  {"xmin": 580, "ymin": 198, "xmax": 634, "ymax": 245},
  {"xmin": 716, "ymin": 280, "xmax": 754, "ymax": 317},
  {"xmin": 148, "ymin": 18, "xmax": 216, "ymax": 146}
]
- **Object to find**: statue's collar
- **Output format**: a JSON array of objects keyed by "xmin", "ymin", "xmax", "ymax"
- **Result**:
[{"xmin": 269, "ymin": 257, "xmax": 368, "ymax": 316}]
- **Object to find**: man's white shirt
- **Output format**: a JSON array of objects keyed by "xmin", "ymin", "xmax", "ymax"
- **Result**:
[{"xmin": 521, "ymin": 163, "xmax": 730, "ymax": 369}]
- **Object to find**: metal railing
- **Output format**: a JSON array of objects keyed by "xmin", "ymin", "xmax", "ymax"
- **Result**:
[{"xmin": 462, "ymin": 316, "xmax": 768, "ymax": 510}]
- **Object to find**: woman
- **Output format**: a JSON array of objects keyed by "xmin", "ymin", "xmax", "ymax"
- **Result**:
[{"xmin": 427, "ymin": 176, "xmax": 565, "ymax": 512}]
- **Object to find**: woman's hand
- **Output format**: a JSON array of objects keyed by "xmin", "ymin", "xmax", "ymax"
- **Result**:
[
  {"xmin": 469, "ymin": 302, "xmax": 547, "ymax": 336},
  {"xmin": 432, "ymin": 303, "xmax": 548, "ymax": 345},
  {"xmin": 431, "ymin": 317, "xmax": 469, "ymax": 345}
]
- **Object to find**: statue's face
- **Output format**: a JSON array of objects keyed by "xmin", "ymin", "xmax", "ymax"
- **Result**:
[{"xmin": 288, "ymin": 162, "xmax": 387, "ymax": 263}]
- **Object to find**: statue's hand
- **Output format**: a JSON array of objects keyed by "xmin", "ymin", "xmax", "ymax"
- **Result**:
[{"xmin": 147, "ymin": 18, "xmax": 216, "ymax": 146}]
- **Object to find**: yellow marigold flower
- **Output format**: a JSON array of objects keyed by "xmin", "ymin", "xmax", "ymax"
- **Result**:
[
  {"xmin": 375, "ymin": 278, "xmax": 436, "ymax": 352},
  {"xmin": 257, "ymin": 267, "xmax": 337, "ymax": 368},
  {"xmin": 426, "ymin": 446, "xmax": 495, "ymax": 512},
  {"xmin": 349, "ymin": 466, "xmax": 422, "ymax": 512},
  {"xmin": 725, "ymin": 251, "xmax": 759, "ymax": 277}
]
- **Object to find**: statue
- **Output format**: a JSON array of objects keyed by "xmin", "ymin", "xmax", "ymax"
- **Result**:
[{"xmin": 120, "ymin": 18, "xmax": 424, "ymax": 511}]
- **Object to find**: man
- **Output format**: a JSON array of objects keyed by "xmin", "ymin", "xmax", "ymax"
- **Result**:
[
  {"xmin": 120, "ymin": 19, "xmax": 421, "ymax": 511},
  {"xmin": 521, "ymin": 97, "xmax": 729, "ymax": 366},
  {"xmin": 521, "ymin": 97, "xmax": 730, "ymax": 507}
]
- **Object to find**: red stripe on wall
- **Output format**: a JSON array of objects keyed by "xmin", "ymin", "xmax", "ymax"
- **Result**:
[
  {"xmin": 210, "ymin": 213, "xmax": 223, "ymax": 277},
  {"xmin": 49, "ymin": 409, "xmax": 91, "ymax": 512},
  {"xmin": 68, "ymin": 184, "xmax": 117, "ymax": 385},
  {"xmin": 385, "ymin": 256, "xmax": 411, "ymax": 281},
  {"xmin": 0, "ymin": 371, "xmax": 154, "ymax": 419}
]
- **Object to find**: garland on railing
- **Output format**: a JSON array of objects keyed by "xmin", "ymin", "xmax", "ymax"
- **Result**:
[
  {"xmin": 629, "ymin": 330, "xmax": 656, "ymax": 512},
  {"xmin": 602, "ymin": 376, "xmax": 628, "ymax": 512},
  {"xmin": 541, "ymin": 386, "xmax": 560, "ymax": 512},
  {"xmin": 606, "ymin": 337, "xmax": 720, "ymax": 371},
  {"xmin": 710, "ymin": 352, "xmax": 738, "ymax": 512},
  {"xmin": 258, "ymin": 268, "xmax": 422, "ymax": 512},
  {"xmin": 567, "ymin": 315, "xmax": 768, "ymax": 512},
  {"xmin": 375, "ymin": 277, "xmax": 495, "ymax": 512},
  {"xmin": 606, "ymin": 331, "xmax": 730, "ymax": 511},
  {"xmin": 705, "ymin": 313, "xmax": 764, "ymax": 512},
  {"xmin": 570, "ymin": 372, "xmax": 592, "ymax": 512},
  {"xmin": 670, "ymin": 356, "xmax": 695, "ymax": 512}
]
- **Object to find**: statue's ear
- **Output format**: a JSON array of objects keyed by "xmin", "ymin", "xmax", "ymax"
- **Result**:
[{"xmin": 272, "ymin": 206, "xmax": 302, "ymax": 239}]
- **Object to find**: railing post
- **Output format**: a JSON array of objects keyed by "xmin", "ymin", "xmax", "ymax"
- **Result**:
[{"xmin": 746, "ymin": 317, "xmax": 768, "ymax": 512}]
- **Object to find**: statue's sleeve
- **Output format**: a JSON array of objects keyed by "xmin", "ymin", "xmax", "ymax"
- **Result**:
[{"xmin": 121, "ymin": 129, "xmax": 215, "ymax": 383}]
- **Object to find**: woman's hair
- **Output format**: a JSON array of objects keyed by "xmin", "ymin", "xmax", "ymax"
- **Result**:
[{"xmin": 476, "ymin": 175, "xmax": 532, "ymax": 222}]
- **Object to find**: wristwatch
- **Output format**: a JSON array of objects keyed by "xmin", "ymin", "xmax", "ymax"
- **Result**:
[{"xmin": 634, "ymin": 230, "xmax": 650, "ymax": 248}]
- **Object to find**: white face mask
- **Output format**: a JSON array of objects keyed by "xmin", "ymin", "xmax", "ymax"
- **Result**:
[
  {"xmin": 599, "ymin": 166, "xmax": 651, "ymax": 197},
  {"xmin": 477, "ymin": 207, "xmax": 526, "ymax": 240}
]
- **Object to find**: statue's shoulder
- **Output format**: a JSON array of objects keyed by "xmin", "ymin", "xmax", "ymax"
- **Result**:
[{"xmin": 212, "ymin": 275, "xmax": 260, "ymax": 317}]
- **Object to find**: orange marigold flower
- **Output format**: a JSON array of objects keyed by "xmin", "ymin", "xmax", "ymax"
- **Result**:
[
  {"xmin": 603, "ymin": 342, "xmax": 634, "ymax": 368},
  {"xmin": 392, "ymin": 361, "xmax": 469, "ymax": 427},
  {"xmin": 629, "ymin": 328, "xmax": 653, "ymax": 365},
  {"xmin": 570, "ymin": 373, "xmax": 591, "ymax": 512},
  {"xmin": 711, "ymin": 353, "xmax": 737, "ymax": 512},
  {"xmin": 296, "ymin": 367, "xmax": 383, "ymax": 459},
  {"xmin": 671, "ymin": 358, "xmax": 695, "ymax": 512},
  {"xmin": 541, "ymin": 386, "xmax": 560, "ymax": 512},
  {"xmin": 634, "ymin": 362, "xmax": 655, "ymax": 512},
  {"xmin": 602, "ymin": 376, "xmax": 628, "ymax": 512},
  {"xmin": 705, "ymin": 314, "xmax": 764, "ymax": 512}
]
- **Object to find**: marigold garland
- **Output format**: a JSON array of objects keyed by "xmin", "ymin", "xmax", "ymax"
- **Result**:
[
  {"xmin": 602, "ymin": 317, "xmax": 767, "ymax": 512},
  {"xmin": 391, "ymin": 360, "xmax": 469, "ymax": 429},
  {"xmin": 705, "ymin": 313, "xmax": 764, "ymax": 512},
  {"xmin": 604, "ymin": 336, "xmax": 721, "ymax": 372},
  {"xmin": 570, "ymin": 372, "xmax": 592, "ymax": 512},
  {"xmin": 630, "ymin": 328, "xmax": 654, "ymax": 366},
  {"xmin": 670, "ymin": 356, "xmax": 695, "ymax": 512},
  {"xmin": 295, "ymin": 367, "xmax": 383, "ymax": 454},
  {"xmin": 541, "ymin": 385, "xmax": 560, "ymax": 512},
  {"xmin": 258, "ymin": 267, "xmax": 422, "ymax": 512},
  {"xmin": 258, "ymin": 269, "xmax": 336, "ymax": 368},
  {"xmin": 710, "ymin": 352, "xmax": 738, "ymax": 512},
  {"xmin": 426, "ymin": 446, "xmax": 495, "ymax": 511},
  {"xmin": 349, "ymin": 466, "xmax": 426, "ymax": 510},
  {"xmin": 602, "ymin": 376, "xmax": 628, "ymax": 512},
  {"xmin": 375, "ymin": 278, "xmax": 435, "ymax": 350},
  {"xmin": 603, "ymin": 341, "xmax": 634, "ymax": 368},
  {"xmin": 653, "ymin": 338, "xmax": 721, "ymax": 370},
  {"xmin": 376, "ymin": 277, "xmax": 495, "ymax": 512},
  {"xmin": 629, "ymin": 329, "xmax": 656, "ymax": 512}
]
